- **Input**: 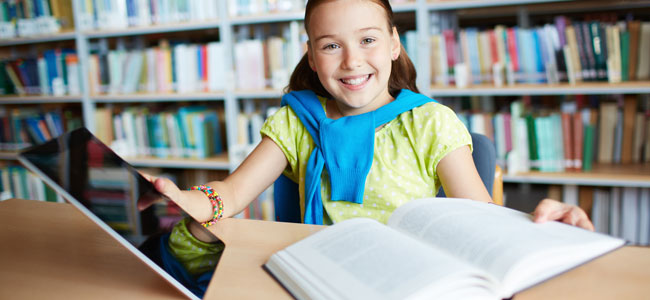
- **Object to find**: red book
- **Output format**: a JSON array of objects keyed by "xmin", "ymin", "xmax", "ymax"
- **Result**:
[
  {"xmin": 443, "ymin": 29, "xmax": 457, "ymax": 69},
  {"xmin": 37, "ymin": 119, "xmax": 52, "ymax": 141},
  {"xmin": 561, "ymin": 113, "xmax": 574, "ymax": 170},
  {"xmin": 573, "ymin": 112, "xmax": 584, "ymax": 171},
  {"xmin": 488, "ymin": 29, "xmax": 499, "ymax": 65},
  {"xmin": 200, "ymin": 45, "xmax": 208, "ymax": 92},
  {"xmin": 503, "ymin": 113, "xmax": 512, "ymax": 153},
  {"xmin": 506, "ymin": 28, "xmax": 520, "ymax": 71}
]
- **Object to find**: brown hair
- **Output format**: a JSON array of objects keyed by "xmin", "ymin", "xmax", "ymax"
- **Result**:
[{"xmin": 285, "ymin": 0, "xmax": 419, "ymax": 98}]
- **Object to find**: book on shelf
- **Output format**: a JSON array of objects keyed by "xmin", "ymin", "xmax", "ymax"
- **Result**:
[
  {"xmin": 233, "ymin": 25, "xmax": 305, "ymax": 91},
  {"xmin": 83, "ymin": 0, "xmax": 219, "ymax": 30},
  {"xmin": 445, "ymin": 94, "xmax": 650, "ymax": 174},
  {"xmin": 228, "ymin": 0, "xmax": 305, "ymax": 16},
  {"xmin": 88, "ymin": 40, "xmax": 229, "ymax": 95},
  {"xmin": 0, "ymin": 0, "xmax": 70, "ymax": 39},
  {"xmin": 265, "ymin": 198, "xmax": 624, "ymax": 300},
  {"xmin": 585, "ymin": 185, "xmax": 650, "ymax": 246},
  {"xmin": 429, "ymin": 16, "xmax": 650, "ymax": 87},
  {"xmin": 0, "ymin": 164, "xmax": 61, "ymax": 202},
  {"xmin": 97, "ymin": 105, "xmax": 225, "ymax": 159},
  {"xmin": 0, "ymin": 48, "xmax": 79, "ymax": 96},
  {"xmin": 0, "ymin": 107, "xmax": 79, "ymax": 150}
]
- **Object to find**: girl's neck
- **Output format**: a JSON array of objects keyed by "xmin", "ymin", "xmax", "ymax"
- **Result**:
[{"xmin": 326, "ymin": 93, "xmax": 395, "ymax": 119}]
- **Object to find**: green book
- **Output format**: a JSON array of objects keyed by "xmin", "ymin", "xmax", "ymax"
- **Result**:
[
  {"xmin": 582, "ymin": 124, "xmax": 595, "ymax": 171},
  {"xmin": 620, "ymin": 30, "xmax": 630, "ymax": 82},
  {"xmin": 589, "ymin": 21, "xmax": 607, "ymax": 81},
  {"xmin": 44, "ymin": 185, "xmax": 58, "ymax": 202},
  {"xmin": 525, "ymin": 114, "xmax": 539, "ymax": 170}
]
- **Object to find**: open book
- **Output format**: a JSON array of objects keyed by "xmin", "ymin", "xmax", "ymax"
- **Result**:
[{"xmin": 264, "ymin": 198, "xmax": 625, "ymax": 300}]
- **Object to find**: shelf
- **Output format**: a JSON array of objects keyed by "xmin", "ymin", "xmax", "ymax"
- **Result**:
[
  {"xmin": 83, "ymin": 20, "xmax": 222, "ymax": 39},
  {"xmin": 429, "ymin": 81, "xmax": 650, "ymax": 97},
  {"xmin": 229, "ymin": 11, "xmax": 305, "ymax": 25},
  {"xmin": 504, "ymin": 163, "xmax": 650, "ymax": 188},
  {"xmin": 0, "ymin": 95, "xmax": 82, "ymax": 104},
  {"xmin": 126, "ymin": 153, "xmax": 230, "ymax": 170},
  {"xmin": 235, "ymin": 89, "xmax": 284, "ymax": 99},
  {"xmin": 92, "ymin": 92, "xmax": 226, "ymax": 103},
  {"xmin": 0, "ymin": 31, "xmax": 76, "ymax": 46},
  {"xmin": 392, "ymin": 1, "xmax": 418, "ymax": 12},
  {"xmin": 427, "ymin": 0, "xmax": 572, "ymax": 10},
  {"xmin": 0, "ymin": 151, "xmax": 18, "ymax": 160},
  {"xmin": 455, "ymin": 0, "xmax": 650, "ymax": 19}
]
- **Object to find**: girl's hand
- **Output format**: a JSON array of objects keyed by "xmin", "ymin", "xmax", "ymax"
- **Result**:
[
  {"xmin": 139, "ymin": 172, "xmax": 214, "ymax": 223},
  {"xmin": 532, "ymin": 199, "xmax": 595, "ymax": 231},
  {"xmin": 138, "ymin": 172, "xmax": 186, "ymax": 211}
]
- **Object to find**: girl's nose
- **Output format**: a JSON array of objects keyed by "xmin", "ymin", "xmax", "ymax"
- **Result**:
[{"xmin": 342, "ymin": 48, "xmax": 362, "ymax": 70}]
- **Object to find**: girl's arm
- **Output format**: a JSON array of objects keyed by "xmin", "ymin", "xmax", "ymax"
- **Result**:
[
  {"xmin": 437, "ymin": 145, "xmax": 492, "ymax": 203},
  {"xmin": 437, "ymin": 145, "xmax": 594, "ymax": 231},
  {"xmin": 145, "ymin": 136, "xmax": 288, "ymax": 230}
]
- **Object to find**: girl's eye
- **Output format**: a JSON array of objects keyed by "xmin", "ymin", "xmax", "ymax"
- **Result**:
[
  {"xmin": 362, "ymin": 38, "xmax": 375, "ymax": 44},
  {"xmin": 323, "ymin": 44, "xmax": 340, "ymax": 50}
]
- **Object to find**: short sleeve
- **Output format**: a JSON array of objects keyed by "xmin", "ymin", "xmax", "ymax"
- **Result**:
[
  {"xmin": 424, "ymin": 103, "xmax": 472, "ymax": 182},
  {"xmin": 260, "ymin": 106, "xmax": 304, "ymax": 181}
]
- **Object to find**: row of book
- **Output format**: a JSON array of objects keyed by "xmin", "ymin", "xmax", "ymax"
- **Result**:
[
  {"xmin": 0, "ymin": 107, "xmax": 82, "ymax": 150},
  {"xmin": 444, "ymin": 94, "xmax": 650, "ymax": 174},
  {"xmin": 228, "ymin": 0, "xmax": 304, "ymax": 17},
  {"xmin": 0, "ymin": 0, "xmax": 73, "ymax": 38},
  {"xmin": 233, "ymin": 25, "xmax": 306, "ymax": 90},
  {"xmin": 556, "ymin": 185, "xmax": 650, "ymax": 246},
  {"xmin": 94, "ymin": 105, "xmax": 225, "ymax": 159},
  {"xmin": 77, "ymin": 0, "xmax": 220, "ymax": 30},
  {"xmin": 86, "ymin": 31, "xmax": 305, "ymax": 95},
  {"xmin": 0, "ymin": 49, "xmax": 81, "ymax": 96},
  {"xmin": 430, "ymin": 17, "xmax": 650, "ymax": 87},
  {"xmin": 0, "ymin": 164, "xmax": 62, "ymax": 202},
  {"xmin": 88, "ymin": 40, "xmax": 228, "ymax": 95}
]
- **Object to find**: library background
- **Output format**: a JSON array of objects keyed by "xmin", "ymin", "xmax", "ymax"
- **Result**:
[{"xmin": 0, "ymin": 0, "xmax": 649, "ymax": 245}]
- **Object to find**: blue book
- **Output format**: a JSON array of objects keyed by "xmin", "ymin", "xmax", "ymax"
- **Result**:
[
  {"xmin": 531, "ymin": 30, "xmax": 545, "ymax": 83},
  {"xmin": 176, "ymin": 106, "xmax": 207, "ymax": 157},
  {"xmin": 43, "ymin": 50, "xmax": 58, "ymax": 93},
  {"xmin": 33, "ymin": 0, "xmax": 43, "ymax": 17},
  {"xmin": 465, "ymin": 28, "xmax": 482, "ymax": 84},
  {"xmin": 203, "ymin": 111, "xmax": 222, "ymax": 155},
  {"xmin": 147, "ymin": 114, "xmax": 169, "ymax": 159},
  {"xmin": 23, "ymin": 116, "xmax": 46, "ymax": 144}
]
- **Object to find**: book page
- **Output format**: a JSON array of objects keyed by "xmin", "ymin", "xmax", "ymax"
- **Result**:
[
  {"xmin": 387, "ymin": 198, "xmax": 624, "ymax": 298},
  {"xmin": 266, "ymin": 218, "xmax": 498, "ymax": 300}
]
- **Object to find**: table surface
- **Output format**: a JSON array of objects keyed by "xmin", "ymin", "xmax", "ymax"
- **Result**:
[{"xmin": 2, "ymin": 199, "xmax": 650, "ymax": 299}]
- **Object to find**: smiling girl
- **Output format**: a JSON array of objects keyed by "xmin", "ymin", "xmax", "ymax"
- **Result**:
[{"xmin": 142, "ymin": 0, "xmax": 594, "ymax": 294}]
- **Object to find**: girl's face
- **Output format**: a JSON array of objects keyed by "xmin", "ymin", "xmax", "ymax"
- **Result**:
[{"xmin": 307, "ymin": 0, "xmax": 401, "ymax": 117}]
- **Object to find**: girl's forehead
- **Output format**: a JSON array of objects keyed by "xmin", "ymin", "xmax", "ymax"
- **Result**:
[{"xmin": 307, "ymin": 0, "xmax": 390, "ymax": 36}]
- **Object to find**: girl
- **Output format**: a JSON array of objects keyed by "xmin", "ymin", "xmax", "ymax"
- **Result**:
[{"xmin": 143, "ymin": 0, "xmax": 594, "ymax": 291}]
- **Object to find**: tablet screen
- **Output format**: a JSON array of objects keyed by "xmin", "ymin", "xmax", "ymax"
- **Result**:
[{"xmin": 19, "ymin": 127, "xmax": 161, "ymax": 243}]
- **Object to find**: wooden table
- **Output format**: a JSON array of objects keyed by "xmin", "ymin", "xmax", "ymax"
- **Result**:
[{"xmin": 1, "ymin": 199, "xmax": 649, "ymax": 299}]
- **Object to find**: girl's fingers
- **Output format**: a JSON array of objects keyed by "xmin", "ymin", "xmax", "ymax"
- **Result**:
[
  {"xmin": 533, "ymin": 199, "xmax": 570, "ymax": 223},
  {"xmin": 533, "ymin": 199, "xmax": 595, "ymax": 231}
]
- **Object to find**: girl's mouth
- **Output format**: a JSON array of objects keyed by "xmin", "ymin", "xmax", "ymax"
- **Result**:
[{"xmin": 340, "ymin": 74, "xmax": 371, "ymax": 86}]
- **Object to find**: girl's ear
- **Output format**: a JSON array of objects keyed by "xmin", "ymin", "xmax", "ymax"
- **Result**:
[
  {"xmin": 390, "ymin": 26, "xmax": 401, "ymax": 61},
  {"xmin": 307, "ymin": 41, "xmax": 317, "ymax": 71}
]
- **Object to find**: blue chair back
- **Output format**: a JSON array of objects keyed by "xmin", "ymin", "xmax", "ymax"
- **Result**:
[{"xmin": 273, "ymin": 132, "xmax": 496, "ymax": 223}]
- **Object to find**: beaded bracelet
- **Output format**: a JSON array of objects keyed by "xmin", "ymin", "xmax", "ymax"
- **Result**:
[{"xmin": 190, "ymin": 185, "xmax": 224, "ymax": 228}]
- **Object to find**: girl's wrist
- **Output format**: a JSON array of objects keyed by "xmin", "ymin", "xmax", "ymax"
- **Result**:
[{"xmin": 190, "ymin": 185, "xmax": 224, "ymax": 227}]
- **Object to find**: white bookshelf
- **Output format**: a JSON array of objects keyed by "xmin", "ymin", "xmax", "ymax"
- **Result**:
[
  {"xmin": 0, "ymin": 0, "xmax": 648, "ymax": 189},
  {"xmin": 0, "ymin": 31, "xmax": 77, "ymax": 47}
]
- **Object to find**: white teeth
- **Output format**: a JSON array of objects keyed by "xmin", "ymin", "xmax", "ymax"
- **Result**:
[{"xmin": 341, "ymin": 75, "xmax": 369, "ymax": 85}]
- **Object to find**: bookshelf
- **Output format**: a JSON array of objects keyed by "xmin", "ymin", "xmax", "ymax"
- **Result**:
[
  {"xmin": 0, "ymin": 0, "xmax": 648, "ymax": 241},
  {"xmin": 504, "ymin": 163, "xmax": 650, "ymax": 187}
]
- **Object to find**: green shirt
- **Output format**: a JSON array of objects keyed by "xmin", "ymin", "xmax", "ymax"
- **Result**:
[{"xmin": 261, "ymin": 99, "xmax": 471, "ymax": 224}]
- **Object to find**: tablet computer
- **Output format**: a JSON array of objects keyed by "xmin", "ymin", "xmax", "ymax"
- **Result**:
[{"xmin": 17, "ymin": 127, "xmax": 199, "ymax": 300}]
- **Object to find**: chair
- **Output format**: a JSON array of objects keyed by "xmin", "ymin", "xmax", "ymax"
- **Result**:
[{"xmin": 273, "ymin": 133, "xmax": 503, "ymax": 223}]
